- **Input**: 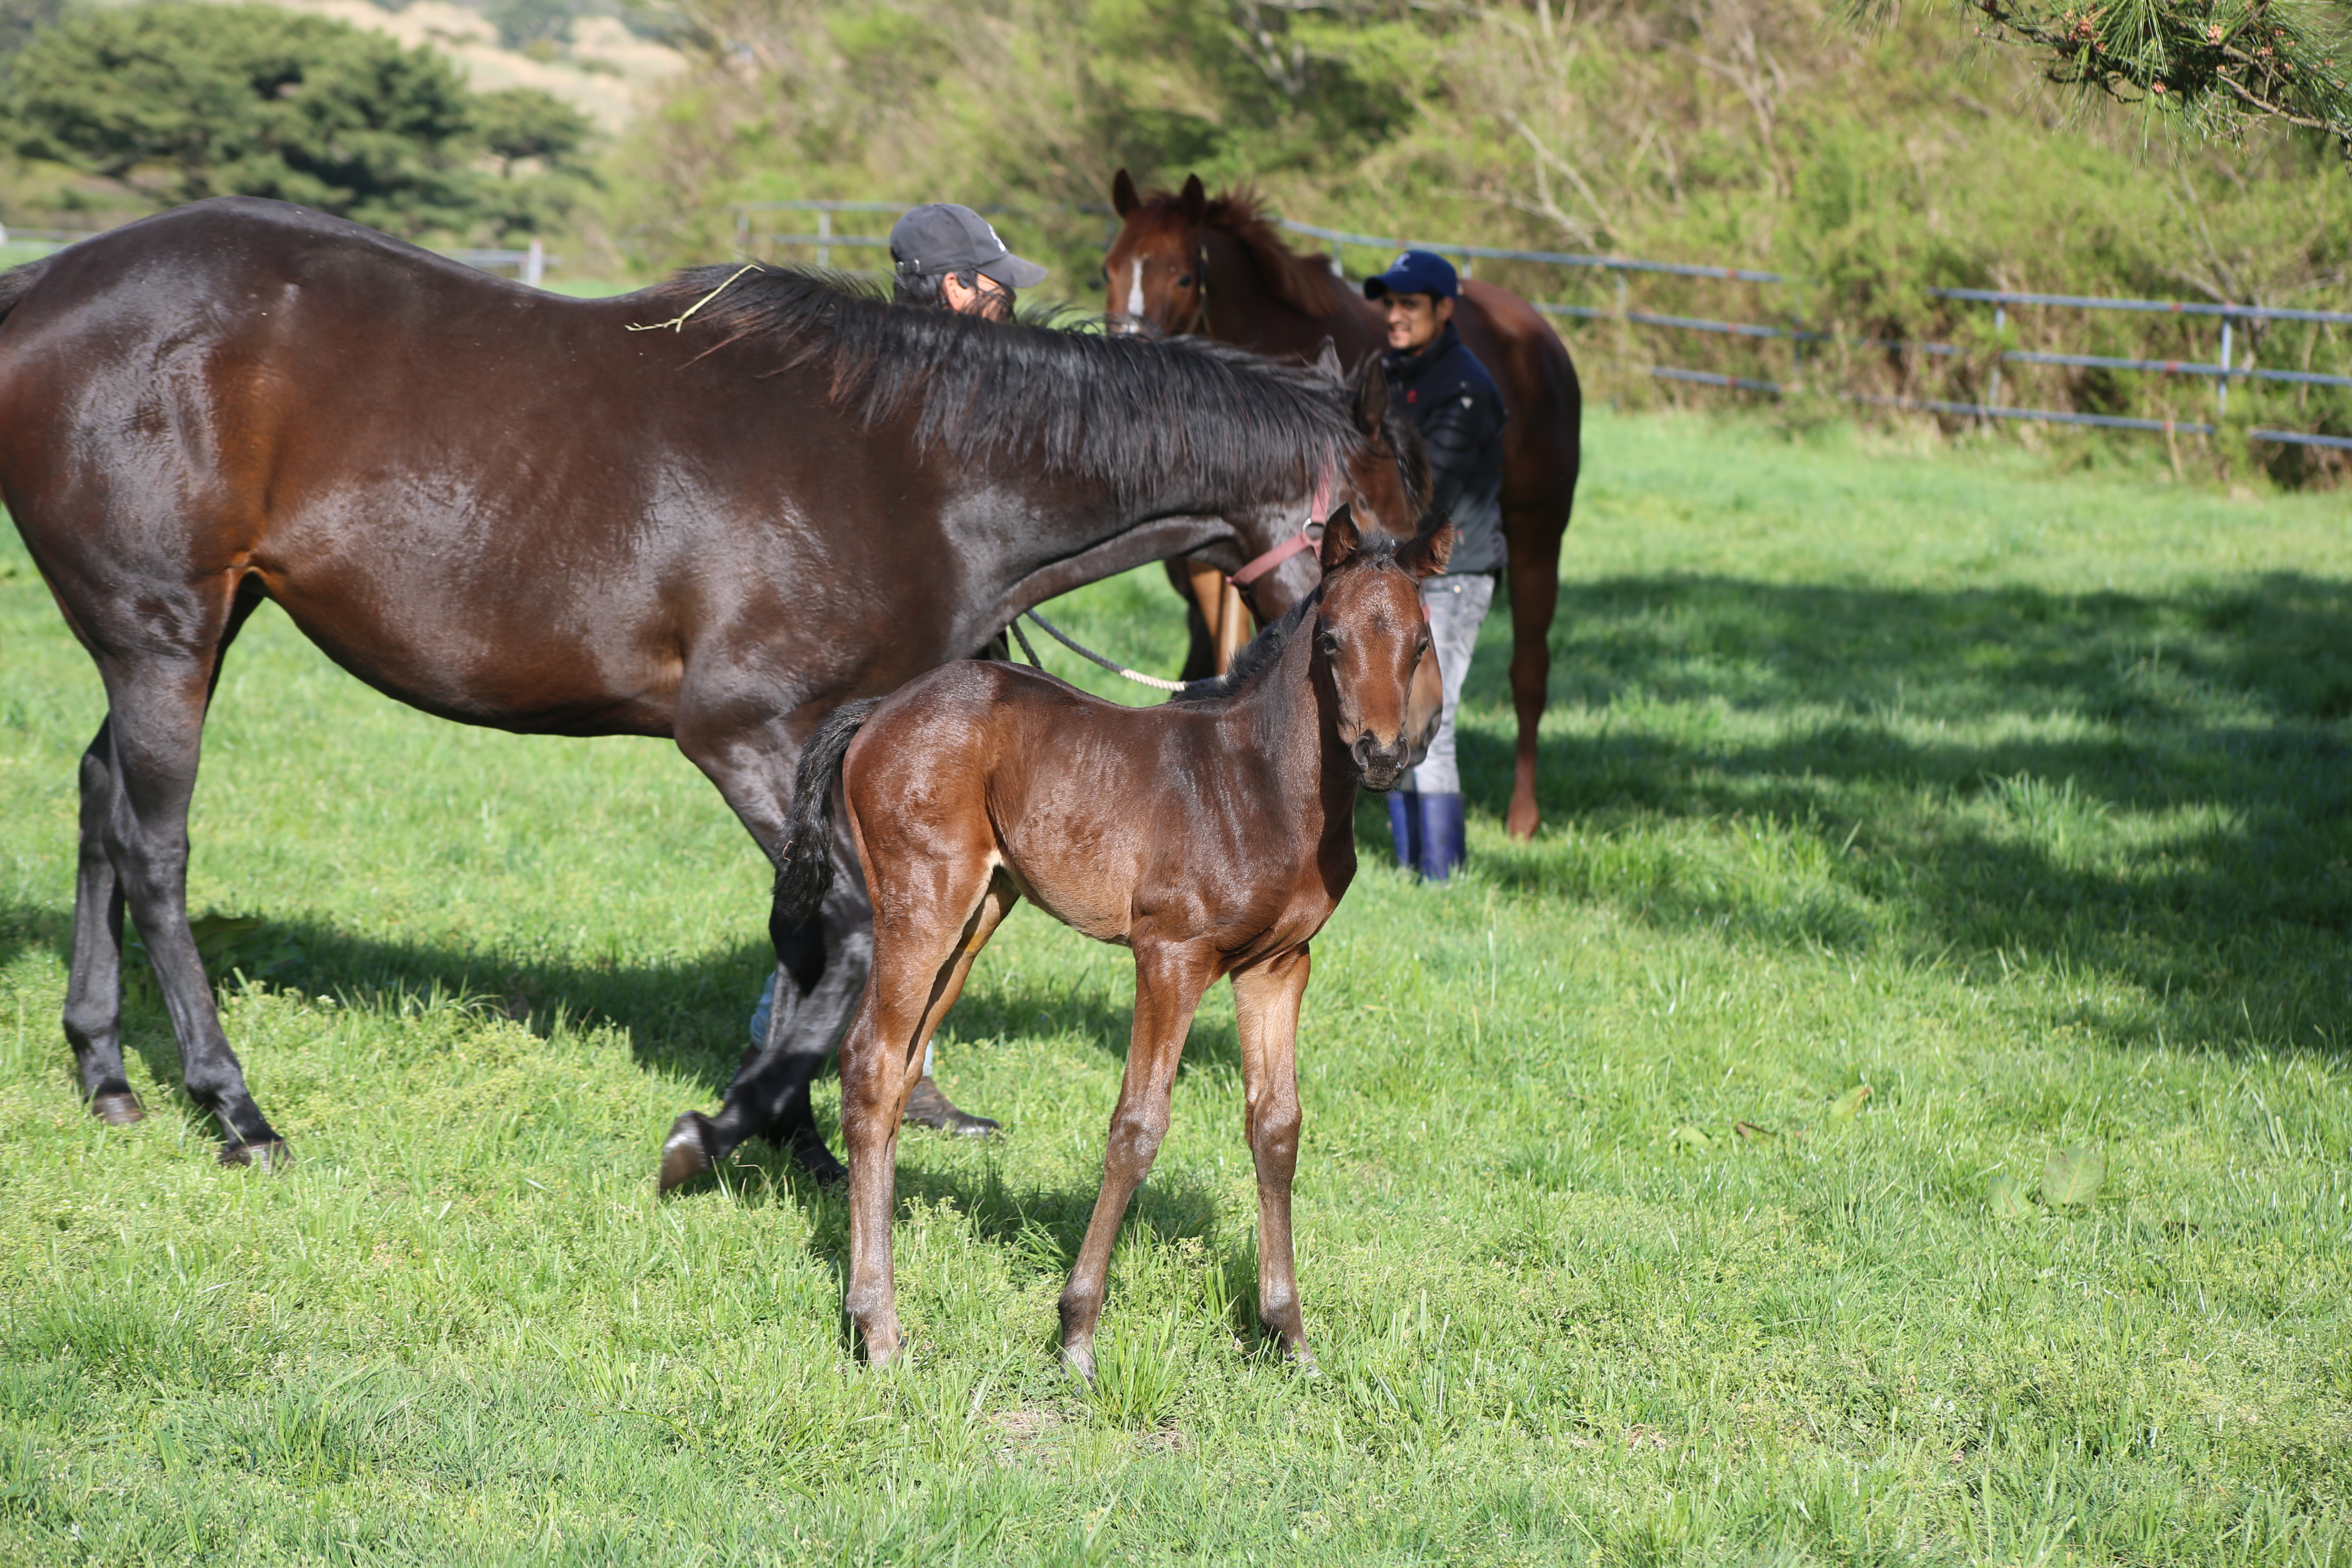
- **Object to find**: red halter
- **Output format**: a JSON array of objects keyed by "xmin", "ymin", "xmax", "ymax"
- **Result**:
[{"xmin": 1227, "ymin": 463, "xmax": 1334, "ymax": 590}]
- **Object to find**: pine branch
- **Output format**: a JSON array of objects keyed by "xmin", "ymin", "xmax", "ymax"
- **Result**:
[{"xmin": 1878, "ymin": 0, "xmax": 2352, "ymax": 165}]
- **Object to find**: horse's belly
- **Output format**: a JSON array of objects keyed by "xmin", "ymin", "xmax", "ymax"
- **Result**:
[{"xmin": 1001, "ymin": 835, "xmax": 1136, "ymax": 946}]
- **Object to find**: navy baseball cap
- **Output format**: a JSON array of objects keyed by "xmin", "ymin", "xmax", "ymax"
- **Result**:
[
  {"xmin": 1364, "ymin": 249, "xmax": 1458, "ymax": 301},
  {"xmin": 889, "ymin": 203, "xmax": 1049, "ymax": 289}
]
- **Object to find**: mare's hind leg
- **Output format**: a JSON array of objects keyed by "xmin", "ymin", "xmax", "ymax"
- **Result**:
[
  {"xmin": 90, "ymin": 657, "xmax": 283, "ymax": 1161},
  {"xmin": 841, "ymin": 870, "xmax": 1014, "ymax": 1365},
  {"xmin": 65, "ymin": 582, "xmax": 265, "ymax": 1130},
  {"xmin": 1230, "ymin": 944, "xmax": 1315, "ymax": 1367},
  {"xmin": 1058, "ymin": 939, "xmax": 1218, "ymax": 1380},
  {"xmin": 62, "ymin": 720, "xmax": 140, "ymax": 1124}
]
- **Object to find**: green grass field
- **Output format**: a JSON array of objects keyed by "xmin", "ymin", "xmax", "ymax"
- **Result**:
[{"xmin": 1, "ymin": 412, "xmax": 2346, "ymax": 1565}]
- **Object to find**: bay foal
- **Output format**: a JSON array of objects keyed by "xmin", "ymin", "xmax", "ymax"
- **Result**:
[{"xmin": 777, "ymin": 510, "xmax": 1452, "ymax": 1372}]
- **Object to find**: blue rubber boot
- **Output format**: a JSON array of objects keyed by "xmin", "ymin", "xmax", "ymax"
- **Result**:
[
  {"xmin": 1417, "ymin": 793, "xmax": 1468, "ymax": 883},
  {"xmin": 1387, "ymin": 791, "xmax": 1421, "ymax": 873}
]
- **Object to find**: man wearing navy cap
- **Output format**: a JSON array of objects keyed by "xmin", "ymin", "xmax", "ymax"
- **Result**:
[
  {"xmin": 743, "ymin": 200, "xmax": 1047, "ymax": 1141},
  {"xmin": 1365, "ymin": 249, "xmax": 1506, "ymax": 884},
  {"xmin": 887, "ymin": 202, "xmax": 1049, "ymax": 321}
]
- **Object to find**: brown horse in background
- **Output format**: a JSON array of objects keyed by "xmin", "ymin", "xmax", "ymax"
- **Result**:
[
  {"xmin": 1105, "ymin": 172, "xmax": 1583, "ymax": 841},
  {"xmin": 0, "ymin": 197, "xmax": 1424, "ymax": 1183},
  {"xmin": 776, "ymin": 509, "xmax": 1451, "ymax": 1371}
]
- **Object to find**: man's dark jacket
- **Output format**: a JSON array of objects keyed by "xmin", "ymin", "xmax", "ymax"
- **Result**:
[{"xmin": 1383, "ymin": 322, "xmax": 1506, "ymax": 575}]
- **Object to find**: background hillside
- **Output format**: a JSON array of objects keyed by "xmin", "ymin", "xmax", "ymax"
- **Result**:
[{"xmin": 3, "ymin": 0, "xmax": 2347, "ymax": 474}]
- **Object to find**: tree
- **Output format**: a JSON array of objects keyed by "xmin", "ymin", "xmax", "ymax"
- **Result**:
[
  {"xmin": 4, "ymin": 4, "xmax": 486, "ymax": 235},
  {"xmin": 1899, "ymin": 0, "xmax": 2352, "ymax": 165},
  {"xmin": 474, "ymin": 87, "xmax": 594, "ymax": 177}
]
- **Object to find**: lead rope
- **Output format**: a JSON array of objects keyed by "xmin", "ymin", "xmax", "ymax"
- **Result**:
[
  {"xmin": 1019, "ymin": 610, "xmax": 1187, "ymax": 692},
  {"xmin": 1008, "ymin": 459, "xmax": 1332, "ymax": 695}
]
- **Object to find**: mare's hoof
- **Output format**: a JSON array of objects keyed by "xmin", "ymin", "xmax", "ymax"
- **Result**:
[
  {"xmin": 219, "ymin": 1138, "xmax": 290, "ymax": 1171},
  {"xmin": 902, "ymin": 1078, "xmax": 1000, "ymax": 1138},
  {"xmin": 1287, "ymin": 1344, "xmax": 1321, "ymax": 1376},
  {"xmin": 89, "ymin": 1091, "xmax": 146, "ymax": 1127},
  {"xmin": 657, "ymin": 1111, "xmax": 717, "ymax": 1195},
  {"xmin": 1061, "ymin": 1343, "xmax": 1096, "ymax": 1383},
  {"xmin": 784, "ymin": 1125, "xmax": 848, "ymax": 1189}
]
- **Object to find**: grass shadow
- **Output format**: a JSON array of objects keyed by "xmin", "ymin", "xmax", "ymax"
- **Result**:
[{"xmin": 1448, "ymin": 569, "xmax": 2352, "ymax": 1060}]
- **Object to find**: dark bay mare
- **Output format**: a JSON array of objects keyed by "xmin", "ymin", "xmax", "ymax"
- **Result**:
[
  {"xmin": 0, "ymin": 196, "xmax": 1424, "ymax": 1180},
  {"xmin": 1105, "ymin": 172, "xmax": 1584, "ymax": 841},
  {"xmin": 776, "ymin": 508, "xmax": 1452, "ymax": 1371}
]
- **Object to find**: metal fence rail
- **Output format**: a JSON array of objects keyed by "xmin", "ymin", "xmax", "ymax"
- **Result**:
[{"xmin": 1271, "ymin": 216, "xmax": 2352, "ymax": 456}]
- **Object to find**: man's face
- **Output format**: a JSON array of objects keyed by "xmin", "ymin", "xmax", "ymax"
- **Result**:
[
  {"xmin": 1383, "ymin": 291, "xmax": 1450, "ymax": 352},
  {"xmin": 943, "ymin": 271, "xmax": 1016, "ymax": 323}
]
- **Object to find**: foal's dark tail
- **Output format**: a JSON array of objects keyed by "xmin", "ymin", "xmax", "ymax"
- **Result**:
[{"xmin": 775, "ymin": 697, "xmax": 885, "ymax": 925}]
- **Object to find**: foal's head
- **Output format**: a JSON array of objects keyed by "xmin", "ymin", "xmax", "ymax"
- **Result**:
[{"xmin": 1312, "ymin": 507, "xmax": 1453, "ymax": 792}]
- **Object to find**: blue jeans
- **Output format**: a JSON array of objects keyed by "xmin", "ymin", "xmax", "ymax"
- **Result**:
[{"xmin": 1410, "ymin": 573, "xmax": 1493, "ymax": 795}]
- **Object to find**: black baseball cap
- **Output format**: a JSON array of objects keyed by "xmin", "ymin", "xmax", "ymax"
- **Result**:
[
  {"xmin": 1364, "ymin": 249, "xmax": 1459, "ymax": 301},
  {"xmin": 889, "ymin": 203, "xmax": 1049, "ymax": 289}
]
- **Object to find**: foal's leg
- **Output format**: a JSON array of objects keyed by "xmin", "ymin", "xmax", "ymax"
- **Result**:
[
  {"xmin": 1231, "ymin": 944, "xmax": 1315, "ymax": 1367},
  {"xmin": 1058, "ymin": 940, "xmax": 1218, "ymax": 1379},
  {"xmin": 841, "ymin": 872, "xmax": 1012, "ymax": 1365},
  {"xmin": 91, "ymin": 657, "xmax": 283, "ymax": 1161}
]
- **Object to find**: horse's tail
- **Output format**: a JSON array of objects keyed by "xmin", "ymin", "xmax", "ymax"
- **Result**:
[{"xmin": 775, "ymin": 697, "xmax": 886, "ymax": 925}]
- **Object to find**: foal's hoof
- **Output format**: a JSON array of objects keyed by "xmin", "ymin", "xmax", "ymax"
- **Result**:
[
  {"xmin": 89, "ymin": 1092, "xmax": 146, "ymax": 1127},
  {"xmin": 657, "ymin": 1111, "xmax": 718, "ymax": 1195},
  {"xmin": 784, "ymin": 1125, "xmax": 849, "ymax": 1189},
  {"xmin": 219, "ymin": 1138, "xmax": 290, "ymax": 1171},
  {"xmin": 1061, "ymin": 1343, "xmax": 1096, "ymax": 1383}
]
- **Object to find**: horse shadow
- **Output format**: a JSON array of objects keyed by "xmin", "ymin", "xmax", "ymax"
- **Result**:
[{"xmin": 1433, "ymin": 568, "xmax": 2352, "ymax": 1062}]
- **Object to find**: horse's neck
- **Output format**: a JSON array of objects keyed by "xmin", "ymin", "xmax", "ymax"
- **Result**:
[
  {"xmin": 1227, "ymin": 624, "xmax": 1359, "ymax": 850},
  {"xmin": 1204, "ymin": 233, "xmax": 1385, "ymax": 367}
]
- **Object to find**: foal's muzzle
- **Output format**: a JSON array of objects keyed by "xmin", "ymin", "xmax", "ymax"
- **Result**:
[{"xmin": 1352, "ymin": 733, "xmax": 1410, "ymax": 791}]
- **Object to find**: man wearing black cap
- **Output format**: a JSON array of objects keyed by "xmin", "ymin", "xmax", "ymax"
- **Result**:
[
  {"xmin": 887, "ymin": 202, "xmax": 1049, "ymax": 321},
  {"xmin": 742, "ymin": 202, "xmax": 1049, "ymax": 1140},
  {"xmin": 1364, "ymin": 249, "xmax": 1506, "ymax": 884}
]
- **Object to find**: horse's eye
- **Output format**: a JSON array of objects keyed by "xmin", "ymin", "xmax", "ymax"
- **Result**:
[
  {"xmin": 1316, "ymin": 632, "xmax": 1340, "ymax": 657},
  {"xmin": 1176, "ymin": 274, "xmax": 1194, "ymax": 288}
]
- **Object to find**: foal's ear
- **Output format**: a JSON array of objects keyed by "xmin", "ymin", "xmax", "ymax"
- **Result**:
[
  {"xmin": 1349, "ymin": 356, "xmax": 1390, "ymax": 434},
  {"xmin": 1112, "ymin": 168, "xmax": 1140, "ymax": 217},
  {"xmin": 1396, "ymin": 522, "xmax": 1454, "ymax": 580},
  {"xmin": 1180, "ymin": 173, "xmax": 1208, "ymax": 225},
  {"xmin": 1312, "ymin": 338, "xmax": 1343, "ymax": 382},
  {"xmin": 1318, "ymin": 503, "xmax": 1361, "ymax": 571}
]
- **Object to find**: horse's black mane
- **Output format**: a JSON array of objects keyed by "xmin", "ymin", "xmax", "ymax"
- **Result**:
[
  {"xmin": 647, "ymin": 264, "xmax": 1363, "ymax": 510},
  {"xmin": 1169, "ymin": 535, "xmax": 1406, "ymax": 704}
]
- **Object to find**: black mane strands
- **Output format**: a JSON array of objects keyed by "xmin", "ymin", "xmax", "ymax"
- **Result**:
[{"xmin": 651, "ymin": 264, "xmax": 1363, "ymax": 511}]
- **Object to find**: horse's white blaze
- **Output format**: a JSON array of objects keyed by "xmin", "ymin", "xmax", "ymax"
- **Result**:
[{"xmin": 1126, "ymin": 259, "xmax": 1145, "ymax": 323}]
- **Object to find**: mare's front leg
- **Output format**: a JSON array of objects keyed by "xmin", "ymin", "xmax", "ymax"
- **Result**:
[
  {"xmin": 666, "ymin": 702, "xmax": 871, "ymax": 1191},
  {"xmin": 1231, "ymin": 944, "xmax": 1315, "ymax": 1367},
  {"xmin": 1059, "ymin": 940, "xmax": 1218, "ymax": 1379}
]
